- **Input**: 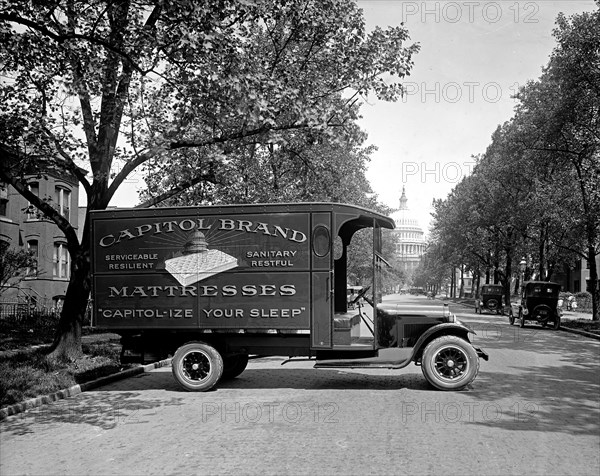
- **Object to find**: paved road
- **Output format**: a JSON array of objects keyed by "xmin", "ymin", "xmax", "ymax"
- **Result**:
[{"xmin": 1, "ymin": 295, "xmax": 599, "ymax": 475}]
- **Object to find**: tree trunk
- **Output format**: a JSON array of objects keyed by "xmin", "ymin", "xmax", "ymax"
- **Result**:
[
  {"xmin": 47, "ymin": 244, "xmax": 91, "ymax": 361},
  {"xmin": 588, "ymin": 245, "xmax": 599, "ymax": 321},
  {"xmin": 505, "ymin": 252, "xmax": 512, "ymax": 306},
  {"xmin": 539, "ymin": 223, "xmax": 546, "ymax": 280},
  {"xmin": 459, "ymin": 265, "xmax": 465, "ymax": 298}
]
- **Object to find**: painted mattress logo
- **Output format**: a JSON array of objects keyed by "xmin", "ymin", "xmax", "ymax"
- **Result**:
[
  {"xmin": 97, "ymin": 217, "xmax": 309, "ymax": 283},
  {"xmin": 165, "ymin": 231, "xmax": 237, "ymax": 286}
]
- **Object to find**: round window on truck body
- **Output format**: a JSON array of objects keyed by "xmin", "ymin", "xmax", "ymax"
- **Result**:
[{"xmin": 312, "ymin": 225, "xmax": 331, "ymax": 257}]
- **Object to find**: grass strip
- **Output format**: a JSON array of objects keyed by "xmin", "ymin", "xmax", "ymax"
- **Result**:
[{"xmin": 0, "ymin": 340, "xmax": 130, "ymax": 408}]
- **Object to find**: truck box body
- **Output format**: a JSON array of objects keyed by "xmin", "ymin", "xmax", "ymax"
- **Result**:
[{"xmin": 90, "ymin": 203, "xmax": 392, "ymax": 347}]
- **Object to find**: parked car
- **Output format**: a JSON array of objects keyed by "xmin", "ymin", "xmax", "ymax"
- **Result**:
[
  {"xmin": 475, "ymin": 284, "xmax": 505, "ymax": 315},
  {"xmin": 509, "ymin": 281, "xmax": 562, "ymax": 329}
]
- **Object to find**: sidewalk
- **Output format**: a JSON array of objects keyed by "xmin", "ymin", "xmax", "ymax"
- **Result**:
[
  {"xmin": 561, "ymin": 310, "xmax": 594, "ymax": 320},
  {"xmin": 436, "ymin": 296, "xmax": 594, "ymax": 321}
]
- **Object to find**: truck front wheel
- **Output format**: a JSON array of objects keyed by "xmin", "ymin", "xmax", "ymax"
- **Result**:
[
  {"xmin": 421, "ymin": 335, "xmax": 480, "ymax": 391},
  {"xmin": 172, "ymin": 342, "xmax": 224, "ymax": 391}
]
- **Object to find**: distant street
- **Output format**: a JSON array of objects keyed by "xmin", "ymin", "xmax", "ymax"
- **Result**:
[{"xmin": 1, "ymin": 294, "xmax": 599, "ymax": 476}]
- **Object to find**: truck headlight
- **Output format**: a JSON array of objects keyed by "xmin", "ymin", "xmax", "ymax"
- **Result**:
[{"xmin": 443, "ymin": 304, "xmax": 455, "ymax": 322}]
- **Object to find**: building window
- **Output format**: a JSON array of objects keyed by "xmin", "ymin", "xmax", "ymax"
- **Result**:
[
  {"xmin": 26, "ymin": 240, "xmax": 38, "ymax": 276},
  {"xmin": 0, "ymin": 182, "xmax": 7, "ymax": 216},
  {"xmin": 53, "ymin": 243, "xmax": 70, "ymax": 279},
  {"xmin": 54, "ymin": 186, "xmax": 71, "ymax": 220},
  {"xmin": 26, "ymin": 182, "xmax": 41, "ymax": 220}
]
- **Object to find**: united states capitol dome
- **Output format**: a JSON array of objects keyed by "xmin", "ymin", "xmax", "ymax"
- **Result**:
[{"xmin": 390, "ymin": 186, "xmax": 426, "ymax": 276}]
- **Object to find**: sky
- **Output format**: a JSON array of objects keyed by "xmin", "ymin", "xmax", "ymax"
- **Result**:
[
  {"xmin": 356, "ymin": 0, "xmax": 598, "ymax": 232},
  {"xmin": 108, "ymin": 1, "xmax": 598, "ymax": 232}
]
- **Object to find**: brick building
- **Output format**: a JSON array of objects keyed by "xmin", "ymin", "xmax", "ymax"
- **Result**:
[{"xmin": 0, "ymin": 171, "xmax": 81, "ymax": 311}]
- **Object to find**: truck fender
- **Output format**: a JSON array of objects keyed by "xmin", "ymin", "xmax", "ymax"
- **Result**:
[{"xmin": 411, "ymin": 322, "xmax": 474, "ymax": 363}]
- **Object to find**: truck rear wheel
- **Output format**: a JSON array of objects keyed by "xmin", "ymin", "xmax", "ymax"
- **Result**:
[
  {"xmin": 421, "ymin": 335, "xmax": 479, "ymax": 391},
  {"xmin": 172, "ymin": 342, "xmax": 223, "ymax": 391},
  {"xmin": 222, "ymin": 354, "xmax": 249, "ymax": 379}
]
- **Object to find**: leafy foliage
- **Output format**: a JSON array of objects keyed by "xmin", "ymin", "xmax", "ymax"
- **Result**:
[
  {"xmin": 0, "ymin": 245, "xmax": 36, "ymax": 296},
  {"xmin": 424, "ymin": 8, "xmax": 599, "ymax": 318},
  {"xmin": 0, "ymin": 0, "xmax": 420, "ymax": 357}
]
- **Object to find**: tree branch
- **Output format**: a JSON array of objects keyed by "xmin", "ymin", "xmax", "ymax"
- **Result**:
[{"xmin": 136, "ymin": 172, "xmax": 218, "ymax": 208}]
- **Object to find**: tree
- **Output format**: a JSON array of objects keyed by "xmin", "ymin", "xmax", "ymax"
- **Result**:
[
  {"xmin": 513, "ymin": 8, "xmax": 600, "ymax": 319},
  {"xmin": 141, "ymin": 111, "xmax": 379, "ymax": 206},
  {"xmin": 0, "ymin": 0, "xmax": 420, "ymax": 359},
  {"xmin": 0, "ymin": 244, "xmax": 36, "ymax": 297}
]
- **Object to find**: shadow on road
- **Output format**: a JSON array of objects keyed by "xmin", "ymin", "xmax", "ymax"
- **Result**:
[
  {"xmin": 462, "ymin": 316, "xmax": 600, "ymax": 436},
  {"xmin": 1, "ymin": 390, "xmax": 186, "ymax": 436}
]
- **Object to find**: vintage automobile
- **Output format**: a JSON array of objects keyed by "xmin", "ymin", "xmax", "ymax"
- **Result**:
[
  {"xmin": 475, "ymin": 284, "xmax": 505, "ymax": 315},
  {"xmin": 509, "ymin": 281, "xmax": 562, "ymax": 329},
  {"xmin": 90, "ymin": 202, "xmax": 488, "ymax": 392},
  {"xmin": 347, "ymin": 285, "xmax": 364, "ymax": 310}
]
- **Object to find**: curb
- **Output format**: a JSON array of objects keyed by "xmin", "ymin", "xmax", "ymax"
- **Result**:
[
  {"xmin": 558, "ymin": 326, "xmax": 600, "ymax": 341},
  {"xmin": 0, "ymin": 358, "xmax": 172, "ymax": 421}
]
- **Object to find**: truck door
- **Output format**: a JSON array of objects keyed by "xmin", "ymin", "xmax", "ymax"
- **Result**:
[{"xmin": 310, "ymin": 212, "xmax": 332, "ymax": 348}]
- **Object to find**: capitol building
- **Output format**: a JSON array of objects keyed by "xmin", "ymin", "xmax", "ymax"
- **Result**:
[{"xmin": 390, "ymin": 187, "xmax": 427, "ymax": 276}]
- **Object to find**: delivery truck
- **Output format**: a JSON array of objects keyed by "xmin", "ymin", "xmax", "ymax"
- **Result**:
[{"xmin": 90, "ymin": 202, "xmax": 487, "ymax": 391}]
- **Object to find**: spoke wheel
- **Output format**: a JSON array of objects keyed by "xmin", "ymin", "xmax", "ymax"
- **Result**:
[
  {"xmin": 172, "ymin": 342, "xmax": 223, "ymax": 391},
  {"xmin": 421, "ymin": 335, "xmax": 480, "ymax": 391}
]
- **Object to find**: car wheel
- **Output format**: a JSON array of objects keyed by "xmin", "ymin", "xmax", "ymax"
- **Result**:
[
  {"xmin": 172, "ymin": 342, "xmax": 224, "ymax": 391},
  {"xmin": 421, "ymin": 335, "xmax": 480, "ymax": 391},
  {"xmin": 222, "ymin": 353, "xmax": 249, "ymax": 379},
  {"xmin": 553, "ymin": 316, "xmax": 561, "ymax": 330},
  {"xmin": 519, "ymin": 309, "xmax": 525, "ymax": 328},
  {"xmin": 508, "ymin": 310, "xmax": 515, "ymax": 326}
]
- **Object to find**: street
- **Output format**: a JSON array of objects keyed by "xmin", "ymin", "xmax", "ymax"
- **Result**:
[{"xmin": 1, "ymin": 294, "xmax": 599, "ymax": 476}]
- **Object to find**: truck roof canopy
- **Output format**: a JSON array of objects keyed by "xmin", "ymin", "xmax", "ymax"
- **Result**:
[{"xmin": 91, "ymin": 202, "xmax": 396, "ymax": 240}]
